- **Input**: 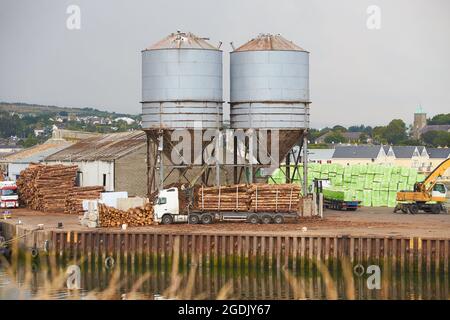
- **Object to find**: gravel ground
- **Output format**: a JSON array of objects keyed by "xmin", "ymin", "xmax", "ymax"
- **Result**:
[{"xmin": 2, "ymin": 205, "xmax": 450, "ymax": 238}]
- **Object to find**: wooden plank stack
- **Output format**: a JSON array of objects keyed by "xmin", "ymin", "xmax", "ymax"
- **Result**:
[
  {"xmin": 64, "ymin": 186, "xmax": 104, "ymax": 215},
  {"xmin": 247, "ymin": 183, "xmax": 301, "ymax": 213},
  {"xmin": 98, "ymin": 202, "xmax": 154, "ymax": 227}
]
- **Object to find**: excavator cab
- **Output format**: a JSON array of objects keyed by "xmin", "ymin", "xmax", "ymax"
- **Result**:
[{"xmin": 432, "ymin": 183, "xmax": 447, "ymax": 199}]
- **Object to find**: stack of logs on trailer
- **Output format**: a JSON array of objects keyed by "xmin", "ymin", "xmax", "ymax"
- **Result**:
[
  {"xmin": 193, "ymin": 183, "xmax": 302, "ymax": 213},
  {"xmin": 98, "ymin": 202, "xmax": 154, "ymax": 227},
  {"xmin": 17, "ymin": 164, "xmax": 104, "ymax": 214}
]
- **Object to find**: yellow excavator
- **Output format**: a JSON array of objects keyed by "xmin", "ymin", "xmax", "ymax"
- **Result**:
[{"xmin": 394, "ymin": 158, "xmax": 449, "ymax": 214}]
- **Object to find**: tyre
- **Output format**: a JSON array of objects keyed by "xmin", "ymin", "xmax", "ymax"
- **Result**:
[
  {"xmin": 273, "ymin": 214, "xmax": 284, "ymax": 224},
  {"xmin": 188, "ymin": 214, "xmax": 200, "ymax": 224},
  {"xmin": 161, "ymin": 214, "xmax": 174, "ymax": 225},
  {"xmin": 408, "ymin": 204, "xmax": 419, "ymax": 214},
  {"xmin": 247, "ymin": 214, "xmax": 259, "ymax": 224},
  {"xmin": 201, "ymin": 214, "xmax": 213, "ymax": 224},
  {"xmin": 431, "ymin": 204, "xmax": 441, "ymax": 214},
  {"xmin": 261, "ymin": 214, "xmax": 272, "ymax": 224}
]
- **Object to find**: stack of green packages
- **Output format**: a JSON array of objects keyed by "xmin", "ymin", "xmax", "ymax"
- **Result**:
[{"xmin": 269, "ymin": 162, "xmax": 424, "ymax": 208}]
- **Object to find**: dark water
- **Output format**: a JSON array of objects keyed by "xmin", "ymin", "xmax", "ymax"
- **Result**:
[{"xmin": 1, "ymin": 255, "xmax": 449, "ymax": 300}]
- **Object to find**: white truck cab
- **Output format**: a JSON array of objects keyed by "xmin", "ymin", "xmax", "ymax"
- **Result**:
[
  {"xmin": 0, "ymin": 181, "xmax": 19, "ymax": 208},
  {"xmin": 153, "ymin": 187, "xmax": 188, "ymax": 224}
]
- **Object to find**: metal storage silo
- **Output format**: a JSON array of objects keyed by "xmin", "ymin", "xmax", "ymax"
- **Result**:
[
  {"xmin": 141, "ymin": 31, "xmax": 223, "ymax": 129},
  {"xmin": 230, "ymin": 34, "xmax": 310, "ymax": 185},
  {"xmin": 141, "ymin": 32, "xmax": 224, "ymax": 192}
]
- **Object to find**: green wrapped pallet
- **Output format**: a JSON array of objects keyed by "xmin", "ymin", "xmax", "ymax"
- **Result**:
[
  {"xmin": 372, "ymin": 181, "xmax": 381, "ymax": 191},
  {"xmin": 336, "ymin": 164, "xmax": 344, "ymax": 174},
  {"xmin": 364, "ymin": 175, "xmax": 373, "ymax": 189},
  {"xmin": 372, "ymin": 190, "xmax": 381, "ymax": 207},
  {"xmin": 356, "ymin": 190, "xmax": 364, "ymax": 203},
  {"xmin": 380, "ymin": 190, "xmax": 389, "ymax": 207},
  {"xmin": 388, "ymin": 191, "xmax": 397, "ymax": 208},
  {"xmin": 400, "ymin": 167, "xmax": 410, "ymax": 177},
  {"xmin": 388, "ymin": 181, "xmax": 398, "ymax": 191},
  {"xmin": 397, "ymin": 182, "xmax": 407, "ymax": 191},
  {"xmin": 362, "ymin": 190, "xmax": 372, "ymax": 207},
  {"xmin": 416, "ymin": 173, "xmax": 426, "ymax": 182},
  {"xmin": 359, "ymin": 164, "xmax": 368, "ymax": 174},
  {"xmin": 373, "ymin": 174, "xmax": 384, "ymax": 182}
]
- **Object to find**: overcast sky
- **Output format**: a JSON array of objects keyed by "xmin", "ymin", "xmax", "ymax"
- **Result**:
[{"xmin": 1, "ymin": 0, "xmax": 449, "ymax": 128}]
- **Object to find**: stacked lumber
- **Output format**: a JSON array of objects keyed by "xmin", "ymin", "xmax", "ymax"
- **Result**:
[
  {"xmin": 247, "ymin": 183, "xmax": 301, "ymax": 213},
  {"xmin": 193, "ymin": 184, "xmax": 249, "ymax": 211},
  {"xmin": 0, "ymin": 167, "xmax": 4, "ymax": 181},
  {"xmin": 98, "ymin": 202, "xmax": 154, "ymax": 227},
  {"xmin": 17, "ymin": 164, "xmax": 78, "ymax": 212},
  {"xmin": 65, "ymin": 186, "xmax": 104, "ymax": 215}
]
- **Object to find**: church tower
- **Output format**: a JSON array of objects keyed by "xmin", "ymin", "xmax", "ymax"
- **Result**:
[{"xmin": 412, "ymin": 105, "xmax": 426, "ymax": 140}]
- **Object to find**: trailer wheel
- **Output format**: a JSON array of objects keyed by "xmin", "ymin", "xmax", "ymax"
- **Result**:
[
  {"xmin": 273, "ymin": 214, "xmax": 284, "ymax": 224},
  {"xmin": 261, "ymin": 215, "xmax": 272, "ymax": 224},
  {"xmin": 247, "ymin": 214, "xmax": 259, "ymax": 224},
  {"xmin": 201, "ymin": 214, "xmax": 213, "ymax": 224},
  {"xmin": 431, "ymin": 204, "xmax": 441, "ymax": 214},
  {"xmin": 161, "ymin": 214, "xmax": 173, "ymax": 225},
  {"xmin": 408, "ymin": 204, "xmax": 419, "ymax": 215},
  {"xmin": 188, "ymin": 214, "xmax": 200, "ymax": 224}
]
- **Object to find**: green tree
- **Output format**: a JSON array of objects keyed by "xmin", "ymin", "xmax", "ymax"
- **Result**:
[
  {"xmin": 428, "ymin": 113, "xmax": 450, "ymax": 125},
  {"xmin": 383, "ymin": 119, "xmax": 407, "ymax": 144},
  {"xmin": 332, "ymin": 125, "xmax": 347, "ymax": 132},
  {"xmin": 324, "ymin": 132, "xmax": 347, "ymax": 144},
  {"xmin": 20, "ymin": 134, "xmax": 39, "ymax": 148},
  {"xmin": 422, "ymin": 131, "xmax": 450, "ymax": 147}
]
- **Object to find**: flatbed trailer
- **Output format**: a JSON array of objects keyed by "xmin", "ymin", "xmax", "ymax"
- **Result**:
[
  {"xmin": 186, "ymin": 210, "xmax": 299, "ymax": 224},
  {"xmin": 323, "ymin": 198, "xmax": 360, "ymax": 211}
]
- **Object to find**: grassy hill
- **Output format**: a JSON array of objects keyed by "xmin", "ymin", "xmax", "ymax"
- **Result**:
[{"xmin": 0, "ymin": 102, "xmax": 138, "ymax": 119}]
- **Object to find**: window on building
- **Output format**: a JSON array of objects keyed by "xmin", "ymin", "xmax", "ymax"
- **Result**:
[
  {"xmin": 103, "ymin": 174, "xmax": 107, "ymax": 187},
  {"xmin": 75, "ymin": 171, "xmax": 82, "ymax": 187}
]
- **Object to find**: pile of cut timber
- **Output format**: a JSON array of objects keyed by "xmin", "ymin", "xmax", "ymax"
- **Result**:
[
  {"xmin": 247, "ymin": 183, "xmax": 301, "ymax": 213},
  {"xmin": 98, "ymin": 202, "xmax": 154, "ymax": 227},
  {"xmin": 65, "ymin": 186, "xmax": 104, "ymax": 215},
  {"xmin": 193, "ymin": 184, "xmax": 249, "ymax": 211},
  {"xmin": 17, "ymin": 164, "xmax": 103, "ymax": 214},
  {"xmin": 17, "ymin": 164, "xmax": 78, "ymax": 212},
  {"xmin": 0, "ymin": 167, "xmax": 4, "ymax": 181}
]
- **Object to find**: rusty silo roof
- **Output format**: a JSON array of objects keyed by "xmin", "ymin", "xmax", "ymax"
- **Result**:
[
  {"xmin": 233, "ymin": 34, "xmax": 306, "ymax": 52},
  {"xmin": 145, "ymin": 31, "xmax": 220, "ymax": 50}
]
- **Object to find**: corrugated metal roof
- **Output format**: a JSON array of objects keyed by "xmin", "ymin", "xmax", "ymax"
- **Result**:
[
  {"xmin": 45, "ymin": 131, "xmax": 146, "ymax": 162},
  {"xmin": 427, "ymin": 148, "xmax": 450, "ymax": 159},
  {"xmin": 234, "ymin": 34, "xmax": 306, "ymax": 52},
  {"xmin": 0, "ymin": 140, "xmax": 72, "ymax": 162},
  {"xmin": 145, "ymin": 31, "xmax": 220, "ymax": 50},
  {"xmin": 332, "ymin": 146, "xmax": 383, "ymax": 159}
]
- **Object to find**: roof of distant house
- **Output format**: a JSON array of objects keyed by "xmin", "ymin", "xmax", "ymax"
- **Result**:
[
  {"xmin": 391, "ymin": 146, "xmax": 426, "ymax": 158},
  {"xmin": 0, "ymin": 140, "xmax": 72, "ymax": 164},
  {"xmin": 332, "ymin": 146, "xmax": 383, "ymax": 159},
  {"xmin": 316, "ymin": 131, "xmax": 363, "ymax": 142},
  {"xmin": 426, "ymin": 148, "xmax": 450, "ymax": 159},
  {"xmin": 45, "ymin": 131, "xmax": 146, "ymax": 162},
  {"xmin": 308, "ymin": 149, "xmax": 335, "ymax": 160},
  {"xmin": 420, "ymin": 125, "xmax": 450, "ymax": 135}
]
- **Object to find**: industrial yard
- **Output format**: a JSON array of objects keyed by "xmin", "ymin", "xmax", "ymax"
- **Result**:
[
  {"xmin": 1, "ymin": 1, "xmax": 450, "ymax": 305},
  {"xmin": 4, "ymin": 206, "xmax": 450, "ymax": 238}
]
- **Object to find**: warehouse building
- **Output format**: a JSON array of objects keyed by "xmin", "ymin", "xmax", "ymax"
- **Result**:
[
  {"xmin": 0, "ymin": 140, "xmax": 71, "ymax": 181},
  {"xmin": 44, "ymin": 131, "xmax": 147, "ymax": 197}
]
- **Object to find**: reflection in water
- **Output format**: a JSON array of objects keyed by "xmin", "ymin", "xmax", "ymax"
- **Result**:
[{"xmin": 0, "ymin": 254, "xmax": 449, "ymax": 300}]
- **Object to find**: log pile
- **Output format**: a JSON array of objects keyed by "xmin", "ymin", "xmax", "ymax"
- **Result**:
[
  {"xmin": 17, "ymin": 164, "xmax": 78, "ymax": 212},
  {"xmin": 98, "ymin": 202, "xmax": 154, "ymax": 227},
  {"xmin": 193, "ymin": 184, "xmax": 249, "ymax": 211},
  {"xmin": 17, "ymin": 164, "xmax": 104, "ymax": 214},
  {"xmin": 247, "ymin": 183, "xmax": 301, "ymax": 213},
  {"xmin": 65, "ymin": 186, "xmax": 104, "ymax": 215}
]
